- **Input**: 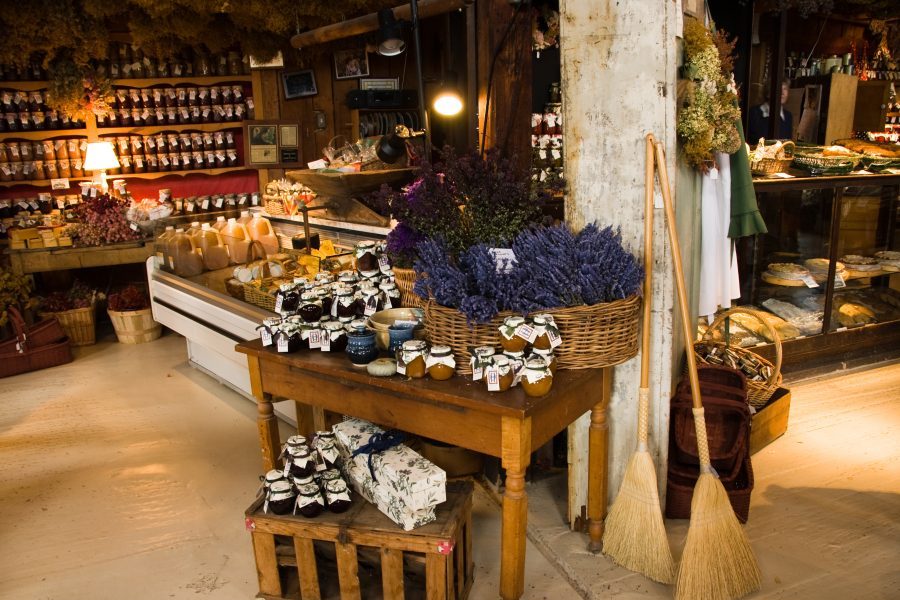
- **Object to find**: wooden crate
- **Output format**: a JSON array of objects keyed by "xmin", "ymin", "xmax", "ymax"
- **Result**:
[
  {"xmin": 750, "ymin": 387, "xmax": 791, "ymax": 455},
  {"xmin": 245, "ymin": 480, "xmax": 474, "ymax": 600}
]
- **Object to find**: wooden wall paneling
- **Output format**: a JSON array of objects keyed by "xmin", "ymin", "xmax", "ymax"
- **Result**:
[
  {"xmin": 251, "ymin": 69, "xmax": 284, "ymax": 189},
  {"xmin": 476, "ymin": 0, "xmax": 532, "ymax": 172}
]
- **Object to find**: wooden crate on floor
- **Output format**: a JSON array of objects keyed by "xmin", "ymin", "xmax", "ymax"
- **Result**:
[
  {"xmin": 750, "ymin": 387, "xmax": 791, "ymax": 455},
  {"xmin": 245, "ymin": 480, "xmax": 474, "ymax": 600}
]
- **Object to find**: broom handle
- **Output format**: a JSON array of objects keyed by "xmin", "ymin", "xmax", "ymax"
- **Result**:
[
  {"xmin": 653, "ymin": 141, "xmax": 713, "ymax": 468},
  {"xmin": 637, "ymin": 134, "xmax": 655, "ymax": 447}
]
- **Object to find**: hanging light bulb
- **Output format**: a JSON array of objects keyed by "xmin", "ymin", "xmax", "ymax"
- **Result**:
[{"xmin": 433, "ymin": 90, "xmax": 463, "ymax": 116}]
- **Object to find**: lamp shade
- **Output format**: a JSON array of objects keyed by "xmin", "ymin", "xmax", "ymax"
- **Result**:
[
  {"xmin": 83, "ymin": 142, "xmax": 120, "ymax": 171},
  {"xmin": 433, "ymin": 91, "xmax": 463, "ymax": 116},
  {"xmin": 377, "ymin": 8, "xmax": 406, "ymax": 56}
]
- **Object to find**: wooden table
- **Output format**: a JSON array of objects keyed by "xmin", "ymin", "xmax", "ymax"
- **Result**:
[
  {"xmin": 5, "ymin": 240, "xmax": 156, "ymax": 276},
  {"xmin": 236, "ymin": 340, "xmax": 612, "ymax": 600}
]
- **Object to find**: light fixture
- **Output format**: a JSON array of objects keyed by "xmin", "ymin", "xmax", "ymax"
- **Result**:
[
  {"xmin": 377, "ymin": 9, "xmax": 406, "ymax": 57},
  {"xmin": 433, "ymin": 89, "xmax": 463, "ymax": 116},
  {"xmin": 83, "ymin": 141, "xmax": 120, "ymax": 194}
]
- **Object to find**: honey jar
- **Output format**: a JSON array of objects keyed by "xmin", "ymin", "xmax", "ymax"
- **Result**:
[
  {"xmin": 470, "ymin": 346, "xmax": 496, "ymax": 381},
  {"xmin": 498, "ymin": 316, "xmax": 529, "ymax": 352},
  {"xmin": 485, "ymin": 355, "xmax": 514, "ymax": 392},
  {"xmin": 529, "ymin": 347, "xmax": 558, "ymax": 375},
  {"xmin": 521, "ymin": 358, "xmax": 554, "ymax": 397},
  {"xmin": 398, "ymin": 340, "xmax": 428, "ymax": 378},
  {"xmin": 426, "ymin": 344, "xmax": 456, "ymax": 381}
]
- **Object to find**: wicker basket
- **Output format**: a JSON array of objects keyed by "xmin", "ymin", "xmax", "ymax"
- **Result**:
[
  {"xmin": 792, "ymin": 150, "xmax": 861, "ymax": 175},
  {"xmin": 665, "ymin": 453, "xmax": 753, "ymax": 523},
  {"xmin": 243, "ymin": 283, "xmax": 277, "ymax": 312},
  {"xmin": 393, "ymin": 267, "xmax": 424, "ymax": 309},
  {"xmin": 749, "ymin": 141, "xmax": 794, "ymax": 175},
  {"xmin": 694, "ymin": 307, "xmax": 782, "ymax": 408},
  {"xmin": 40, "ymin": 306, "xmax": 96, "ymax": 346},
  {"xmin": 265, "ymin": 199, "xmax": 287, "ymax": 216},
  {"xmin": 424, "ymin": 294, "xmax": 641, "ymax": 374},
  {"xmin": 108, "ymin": 308, "xmax": 162, "ymax": 344}
]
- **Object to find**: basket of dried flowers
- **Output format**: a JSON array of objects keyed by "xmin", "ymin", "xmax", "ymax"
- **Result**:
[
  {"xmin": 416, "ymin": 224, "xmax": 644, "ymax": 373},
  {"xmin": 38, "ymin": 281, "xmax": 98, "ymax": 346}
]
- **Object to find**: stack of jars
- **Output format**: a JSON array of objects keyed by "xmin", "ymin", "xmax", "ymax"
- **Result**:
[
  {"xmin": 0, "ymin": 138, "xmax": 87, "ymax": 182},
  {"xmin": 100, "ymin": 131, "xmax": 240, "ymax": 174},
  {"xmin": 99, "ymin": 43, "xmax": 248, "ymax": 80},
  {"xmin": 260, "ymin": 432, "xmax": 352, "ymax": 517},
  {"xmin": 97, "ymin": 85, "xmax": 253, "ymax": 128},
  {"xmin": 469, "ymin": 314, "xmax": 562, "ymax": 397},
  {"xmin": 0, "ymin": 193, "xmax": 81, "ymax": 217},
  {"xmin": 396, "ymin": 340, "xmax": 457, "ymax": 380},
  {"xmin": 0, "ymin": 88, "xmax": 84, "ymax": 131},
  {"xmin": 169, "ymin": 192, "xmax": 258, "ymax": 216}
]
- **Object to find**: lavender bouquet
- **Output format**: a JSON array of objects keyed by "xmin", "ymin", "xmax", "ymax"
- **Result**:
[{"xmin": 414, "ymin": 224, "xmax": 643, "ymax": 324}]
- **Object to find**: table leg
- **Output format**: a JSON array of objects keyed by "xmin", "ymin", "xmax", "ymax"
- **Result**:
[
  {"xmin": 587, "ymin": 367, "xmax": 612, "ymax": 553},
  {"xmin": 249, "ymin": 355, "xmax": 280, "ymax": 471},
  {"xmin": 500, "ymin": 416, "xmax": 531, "ymax": 600}
]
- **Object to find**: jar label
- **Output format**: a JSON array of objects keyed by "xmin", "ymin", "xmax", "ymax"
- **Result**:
[
  {"xmin": 486, "ymin": 366, "xmax": 500, "ymax": 391},
  {"xmin": 364, "ymin": 296, "xmax": 378, "ymax": 316},
  {"xmin": 308, "ymin": 329, "xmax": 322, "ymax": 349},
  {"xmin": 277, "ymin": 336, "xmax": 290, "ymax": 352},
  {"xmin": 201, "ymin": 199, "xmax": 210, "ymax": 210},
  {"xmin": 260, "ymin": 328, "xmax": 273, "ymax": 347},
  {"xmin": 547, "ymin": 327, "xmax": 562, "ymax": 348},
  {"xmin": 320, "ymin": 333, "xmax": 331, "ymax": 352},
  {"xmin": 470, "ymin": 356, "xmax": 483, "ymax": 381},
  {"xmin": 515, "ymin": 324, "xmax": 538, "ymax": 343},
  {"xmin": 274, "ymin": 295, "xmax": 284, "ymax": 313}
]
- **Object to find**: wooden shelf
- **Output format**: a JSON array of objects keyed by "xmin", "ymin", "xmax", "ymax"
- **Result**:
[
  {"xmin": 0, "ymin": 166, "xmax": 253, "ymax": 188},
  {"xmin": 95, "ymin": 122, "xmax": 244, "ymax": 136},
  {"xmin": 0, "ymin": 129, "xmax": 88, "ymax": 142},
  {"xmin": 113, "ymin": 76, "xmax": 252, "ymax": 87},
  {"xmin": 0, "ymin": 81, "xmax": 50, "ymax": 92}
]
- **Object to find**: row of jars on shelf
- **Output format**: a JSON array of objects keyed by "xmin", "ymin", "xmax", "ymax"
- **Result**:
[
  {"xmin": 100, "ymin": 46, "xmax": 248, "ymax": 80},
  {"xmin": 264, "ymin": 432, "xmax": 350, "ymax": 517},
  {"xmin": 98, "ymin": 101, "xmax": 252, "ymax": 127},
  {"xmin": 1, "ymin": 108, "xmax": 84, "ymax": 132},
  {"xmin": 103, "ymin": 132, "xmax": 241, "ymax": 174},
  {"xmin": 110, "ymin": 85, "xmax": 248, "ymax": 110}
]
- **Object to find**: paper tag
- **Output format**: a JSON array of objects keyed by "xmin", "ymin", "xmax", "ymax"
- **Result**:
[
  {"xmin": 277, "ymin": 337, "xmax": 290, "ymax": 352},
  {"xmin": 130, "ymin": 222, "xmax": 139, "ymax": 232},
  {"xmin": 834, "ymin": 273, "xmax": 846, "ymax": 289},
  {"xmin": 488, "ymin": 248, "xmax": 517, "ymax": 273},
  {"xmin": 308, "ymin": 159, "xmax": 328, "ymax": 170},
  {"xmin": 471, "ymin": 359, "xmax": 483, "ymax": 381},
  {"xmin": 396, "ymin": 357, "xmax": 407, "ymax": 375},
  {"xmin": 50, "ymin": 178, "xmax": 69, "ymax": 190},
  {"xmin": 308, "ymin": 329, "xmax": 322, "ymax": 349},
  {"xmin": 709, "ymin": 166, "xmax": 719, "ymax": 180},
  {"xmin": 201, "ymin": 199, "xmax": 210, "ymax": 210},
  {"xmin": 261, "ymin": 329, "xmax": 273, "ymax": 346},
  {"xmin": 551, "ymin": 148, "xmax": 561, "ymax": 160},
  {"xmin": 214, "ymin": 197, "xmax": 224, "ymax": 208},
  {"xmin": 321, "ymin": 334, "xmax": 331, "ymax": 352},
  {"xmin": 801, "ymin": 275, "xmax": 819, "ymax": 288},
  {"xmin": 56, "ymin": 198, "xmax": 66, "ymax": 209},
  {"xmin": 547, "ymin": 328, "xmax": 562, "ymax": 348},
  {"xmin": 274, "ymin": 295, "xmax": 284, "ymax": 313},
  {"xmin": 90, "ymin": 187, "xmax": 98, "ymax": 198},
  {"xmin": 29, "ymin": 200, "xmax": 39, "ymax": 210},
  {"xmin": 486, "ymin": 367, "xmax": 500, "ymax": 391},
  {"xmin": 515, "ymin": 324, "xmax": 536, "ymax": 343},
  {"xmin": 539, "ymin": 149, "xmax": 548, "ymax": 160},
  {"xmin": 186, "ymin": 201, "xmax": 195, "ymax": 212},
  {"xmin": 378, "ymin": 255, "xmax": 391, "ymax": 272},
  {"xmin": 364, "ymin": 297, "xmax": 377, "ymax": 316}
]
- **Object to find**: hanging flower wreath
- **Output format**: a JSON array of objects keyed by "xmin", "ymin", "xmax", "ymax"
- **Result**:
[
  {"xmin": 677, "ymin": 17, "xmax": 742, "ymax": 172},
  {"xmin": 46, "ymin": 58, "xmax": 113, "ymax": 122},
  {"xmin": 532, "ymin": 6, "xmax": 560, "ymax": 53}
]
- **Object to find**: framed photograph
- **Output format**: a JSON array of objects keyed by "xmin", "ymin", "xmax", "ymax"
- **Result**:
[
  {"xmin": 282, "ymin": 69, "xmax": 318, "ymax": 99},
  {"xmin": 247, "ymin": 124, "xmax": 278, "ymax": 165},
  {"xmin": 279, "ymin": 125, "xmax": 298, "ymax": 148},
  {"xmin": 360, "ymin": 78, "xmax": 399, "ymax": 91},
  {"xmin": 334, "ymin": 49, "xmax": 370, "ymax": 79}
]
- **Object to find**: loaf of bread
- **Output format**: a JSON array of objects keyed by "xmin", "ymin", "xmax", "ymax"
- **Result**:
[
  {"xmin": 833, "ymin": 138, "xmax": 900, "ymax": 159},
  {"xmin": 822, "ymin": 145, "xmax": 853, "ymax": 157}
]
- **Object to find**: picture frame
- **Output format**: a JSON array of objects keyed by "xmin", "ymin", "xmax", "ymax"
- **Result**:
[
  {"xmin": 334, "ymin": 49, "xmax": 370, "ymax": 80},
  {"xmin": 244, "ymin": 120, "xmax": 305, "ymax": 168},
  {"xmin": 282, "ymin": 69, "xmax": 318, "ymax": 99},
  {"xmin": 247, "ymin": 124, "xmax": 278, "ymax": 165},
  {"xmin": 360, "ymin": 78, "xmax": 399, "ymax": 91}
]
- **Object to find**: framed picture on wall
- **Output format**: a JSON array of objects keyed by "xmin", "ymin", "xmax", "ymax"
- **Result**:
[
  {"xmin": 244, "ymin": 120, "xmax": 304, "ymax": 168},
  {"xmin": 361, "ymin": 78, "xmax": 399, "ymax": 91},
  {"xmin": 282, "ymin": 69, "xmax": 318, "ymax": 99},
  {"xmin": 334, "ymin": 49, "xmax": 370, "ymax": 79},
  {"xmin": 247, "ymin": 124, "xmax": 278, "ymax": 164}
]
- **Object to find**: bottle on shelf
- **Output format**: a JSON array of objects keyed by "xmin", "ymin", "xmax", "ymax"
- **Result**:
[
  {"xmin": 197, "ymin": 223, "xmax": 230, "ymax": 270},
  {"xmin": 212, "ymin": 215, "xmax": 228, "ymax": 232},
  {"xmin": 221, "ymin": 217, "xmax": 251, "ymax": 264},
  {"xmin": 247, "ymin": 212, "xmax": 278, "ymax": 255},
  {"xmin": 168, "ymin": 228, "xmax": 204, "ymax": 277},
  {"xmin": 156, "ymin": 225, "xmax": 176, "ymax": 267}
]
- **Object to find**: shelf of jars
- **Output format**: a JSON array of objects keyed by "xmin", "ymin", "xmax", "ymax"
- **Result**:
[
  {"xmin": 95, "ymin": 122, "xmax": 243, "ymax": 136},
  {"xmin": 0, "ymin": 166, "xmax": 253, "ymax": 188}
]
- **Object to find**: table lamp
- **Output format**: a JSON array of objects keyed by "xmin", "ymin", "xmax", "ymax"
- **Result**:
[{"xmin": 83, "ymin": 141, "xmax": 120, "ymax": 194}]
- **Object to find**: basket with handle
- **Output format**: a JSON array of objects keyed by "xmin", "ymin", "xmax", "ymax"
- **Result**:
[
  {"xmin": 39, "ymin": 305, "xmax": 96, "ymax": 346},
  {"xmin": 749, "ymin": 141, "xmax": 794, "ymax": 175},
  {"xmin": 693, "ymin": 307, "xmax": 783, "ymax": 408}
]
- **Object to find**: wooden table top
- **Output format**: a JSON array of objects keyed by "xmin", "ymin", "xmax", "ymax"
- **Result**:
[{"xmin": 236, "ymin": 339, "xmax": 604, "ymax": 419}]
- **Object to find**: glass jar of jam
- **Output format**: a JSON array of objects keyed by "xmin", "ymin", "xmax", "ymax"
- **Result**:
[
  {"xmin": 266, "ymin": 480, "xmax": 295, "ymax": 515},
  {"xmin": 261, "ymin": 468, "xmax": 288, "ymax": 492},
  {"xmin": 503, "ymin": 350, "xmax": 527, "ymax": 381},
  {"xmin": 321, "ymin": 321, "xmax": 347, "ymax": 353},
  {"xmin": 314, "ymin": 287, "xmax": 332, "ymax": 316},
  {"xmin": 333, "ymin": 287, "xmax": 357, "ymax": 319},
  {"xmin": 295, "ymin": 483, "xmax": 325, "ymax": 518},
  {"xmin": 529, "ymin": 347, "xmax": 558, "ymax": 375},
  {"xmin": 324, "ymin": 479, "xmax": 352, "ymax": 513},
  {"xmin": 359, "ymin": 288, "xmax": 382, "ymax": 317},
  {"xmin": 531, "ymin": 315, "xmax": 561, "ymax": 350},
  {"xmin": 286, "ymin": 444, "xmax": 315, "ymax": 479},
  {"xmin": 379, "ymin": 282, "xmax": 401, "ymax": 309},
  {"xmin": 398, "ymin": 340, "xmax": 428, "ymax": 378},
  {"xmin": 298, "ymin": 291, "xmax": 323, "ymax": 323},
  {"xmin": 426, "ymin": 345, "xmax": 456, "ymax": 381},
  {"xmin": 355, "ymin": 240, "xmax": 379, "ymax": 275},
  {"xmin": 485, "ymin": 355, "xmax": 514, "ymax": 392},
  {"xmin": 499, "ymin": 316, "xmax": 529, "ymax": 352},
  {"xmin": 521, "ymin": 358, "xmax": 554, "ymax": 397},
  {"xmin": 314, "ymin": 432, "xmax": 340, "ymax": 469},
  {"xmin": 275, "ymin": 283, "xmax": 300, "ymax": 315},
  {"xmin": 470, "ymin": 346, "xmax": 496, "ymax": 382}
]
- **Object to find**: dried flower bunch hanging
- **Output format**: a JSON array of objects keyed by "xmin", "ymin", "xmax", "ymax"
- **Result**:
[
  {"xmin": 46, "ymin": 58, "xmax": 113, "ymax": 121},
  {"xmin": 532, "ymin": 6, "xmax": 560, "ymax": 53},
  {"xmin": 413, "ymin": 224, "xmax": 643, "ymax": 324},
  {"xmin": 677, "ymin": 17, "xmax": 742, "ymax": 171}
]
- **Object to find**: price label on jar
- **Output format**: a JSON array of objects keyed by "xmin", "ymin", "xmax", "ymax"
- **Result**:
[
  {"xmin": 378, "ymin": 255, "xmax": 391, "ymax": 272},
  {"xmin": 274, "ymin": 295, "xmax": 284, "ymax": 313},
  {"xmin": 308, "ymin": 329, "xmax": 322, "ymax": 349},
  {"xmin": 547, "ymin": 328, "xmax": 562, "ymax": 348},
  {"xmin": 186, "ymin": 200, "xmax": 195, "ymax": 212},
  {"xmin": 214, "ymin": 197, "xmax": 224, "ymax": 208},
  {"xmin": 320, "ymin": 334, "xmax": 331, "ymax": 352},
  {"xmin": 201, "ymin": 198, "xmax": 210, "ymax": 210},
  {"xmin": 515, "ymin": 323, "xmax": 537, "ymax": 343},
  {"xmin": 486, "ymin": 367, "xmax": 500, "ymax": 391},
  {"xmin": 50, "ymin": 178, "xmax": 69, "ymax": 190},
  {"xmin": 260, "ymin": 329, "xmax": 273, "ymax": 347},
  {"xmin": 364, "ymin": 297, "xmax": 378, "ymax": 316},
  {"xmin": 277, "ymin": 336, "xmax": 290, "ymax": 353}
]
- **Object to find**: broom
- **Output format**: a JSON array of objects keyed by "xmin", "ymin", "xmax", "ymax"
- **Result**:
[
  {"xmin": 601, "ymin": 133, "xmax": 674, "ymax": 584},
  {"xmin": 653, "ymin": 140, "xmax": 762, "ymax": 600}
]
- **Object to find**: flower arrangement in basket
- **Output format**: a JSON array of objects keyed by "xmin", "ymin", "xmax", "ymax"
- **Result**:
[
  {"xmin": 263, "ymin": 178, "xmax": 316, "ymax": 217},
  {"xmin": 107, "ymin": 285, "xmax": 161, "ymax": 345},
  {"xmin": 73, "ymin": 194, "xmax": 143, "ymax": 247},
  {"xmin": 414, "ymin": 224, "xmax": 644, "ymax": 372},
  {"xmin": 38, "ymin": 280, "xmax": 101, "ymax": 346}
]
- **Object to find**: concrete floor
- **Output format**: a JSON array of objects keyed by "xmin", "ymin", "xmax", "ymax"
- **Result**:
[{"xmin": 1, "ymin": 333, "xmax": 898, "ymax": 599}]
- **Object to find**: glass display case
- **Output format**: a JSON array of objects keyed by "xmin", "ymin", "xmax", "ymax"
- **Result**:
[{"xmin": 733, "ymin": 172, "xmax": 900, "ymax": 374}]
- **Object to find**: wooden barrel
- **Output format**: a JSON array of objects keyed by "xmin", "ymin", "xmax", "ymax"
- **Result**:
[{"xmin": 107, "ymin": 308, "xmax": 162, "ymax": 344}]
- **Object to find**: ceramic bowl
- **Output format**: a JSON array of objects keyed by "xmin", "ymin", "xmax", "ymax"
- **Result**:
[{"xmin": 367, "ymin": 307, "xmax": 425, "ymax": 350}]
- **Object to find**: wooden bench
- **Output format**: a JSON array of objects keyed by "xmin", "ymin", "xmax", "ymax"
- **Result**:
[{"xmin": 245, "ymin": 480, "xmax": 474, "ymax": 600}]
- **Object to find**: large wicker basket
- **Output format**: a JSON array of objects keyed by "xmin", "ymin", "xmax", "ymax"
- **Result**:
[
  {"xmin": 424, "ymin": 295, "xmax": 642, "ymax": 374},
  {"xmin": 40, "ymin": 305, "xmax": 96, "ymax": 346},
  {"xmin": 749, "ymin": 141, "xmax": 794, "ymax": 175},
  {"xmin": 108, "ymin": 308, "xmax": 162, "ymax": 344},
  {"xmin": 694, "ymin": 307, "xmax": 783, "ymax": 408}
]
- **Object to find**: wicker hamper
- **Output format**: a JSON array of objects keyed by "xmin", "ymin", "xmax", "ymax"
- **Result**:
[
  {"xmin": 40, "ymin": 305, "xmax": 96, "ymax": 346},
  {"xmin": 670, "ymin": 387, "xmax": 751, "ymax": 471},
  {"xmin": 108, "ymin": 308, "xmax": 162, "ymax": 344},
  {"xmin": 665, "ymin": 453, "xmax": 754, "ymax": 523},
  {"xmin": 0, "ymin": 307, "xmax": 66, "ymax": 352}
]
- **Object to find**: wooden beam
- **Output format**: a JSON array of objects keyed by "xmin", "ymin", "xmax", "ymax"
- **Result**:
[{"xmin": 291, "ymin": 0, "xmax": 471, "ymax": 49}]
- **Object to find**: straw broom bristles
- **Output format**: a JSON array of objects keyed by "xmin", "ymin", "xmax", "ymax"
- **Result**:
[
  {"xmin": 674, "ymin": 409, "xmax": 761, "ymax": 600},
  {"xmin": 603, "ymin": 389, "xmax": 674, "ymax": 584}
]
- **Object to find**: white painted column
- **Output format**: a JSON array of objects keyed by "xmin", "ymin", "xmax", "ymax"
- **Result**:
[{"xmin": 560, "ymin": 0, "xmax": 683, "ymax": 526}]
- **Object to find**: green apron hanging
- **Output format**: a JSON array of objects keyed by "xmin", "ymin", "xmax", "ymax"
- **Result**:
[{"xmin": 728, "ymin": 119, "xmax": 767, "ymax": 238}]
